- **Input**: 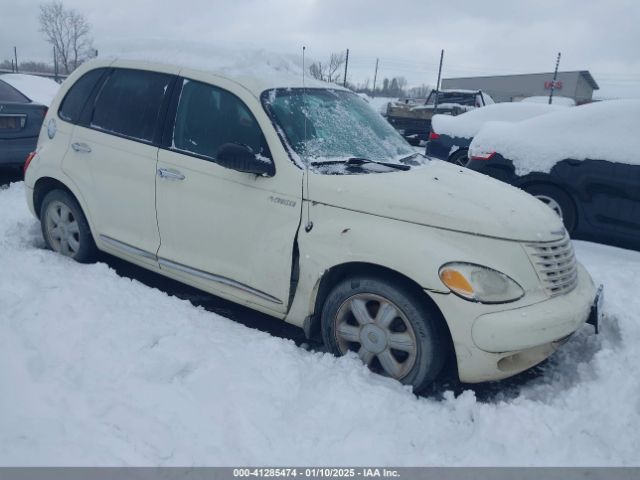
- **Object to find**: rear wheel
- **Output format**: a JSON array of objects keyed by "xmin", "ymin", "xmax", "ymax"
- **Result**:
[
  {"xmin": 321, "ymin": 276, "xmax": 445, "ymax": 392},
  {"xmin": 40, "ymin": 190, "xmax": 97, "ymax": 263},
  {"xmin": 449, "ymin": 149, "xmax": 469, "ymax": 167},
  {"xmin": 523, "ymin": 183, "xmax": 577, "ymax": 234}
]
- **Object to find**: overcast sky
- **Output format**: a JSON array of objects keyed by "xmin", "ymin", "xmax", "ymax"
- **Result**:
[{"xmin": 2, "ymin": 0, "xmax": 640, "ymax": 98}]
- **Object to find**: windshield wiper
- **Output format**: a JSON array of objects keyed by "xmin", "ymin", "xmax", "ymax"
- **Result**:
[
  {"xmin": 310, "ymin": 157, "xmax": 410, "ymax": 171},
  {"xmin": 397, "ymin": 152, "xmax": 424, "ymax": 164}
]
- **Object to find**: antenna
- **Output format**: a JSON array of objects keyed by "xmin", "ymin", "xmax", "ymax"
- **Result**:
[
  {"xmin": 302, "ymin": 45, "xmax": 313, "ymax": 233},
  {"xmin": 302, "ymin": 46, "xmax": 307, "ymax": 143}
]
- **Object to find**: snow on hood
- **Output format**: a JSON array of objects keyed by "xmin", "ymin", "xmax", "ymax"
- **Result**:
[
  {"xmin": 0, "ymin": 73, "xmax": 60, "ymax": 107},
  {"xmin": 308, "ymin": 160, "xmax": 564, "ymax": 242},
  {"xmin": 432, "ymin": 102, "xmax": 567, "ymax": 139},
  {"xmin": 470, "ymin": 99, "xmax": 640, "ymax": 175}
]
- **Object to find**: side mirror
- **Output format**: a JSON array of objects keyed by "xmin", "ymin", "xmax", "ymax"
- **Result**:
[{"xmin": 215, "ymin": 143, "xmax": 275, "ymax": 176}]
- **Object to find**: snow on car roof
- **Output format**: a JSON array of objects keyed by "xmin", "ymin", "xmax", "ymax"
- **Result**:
[
  {"xmin": 0, "ymin": 73, "xmax": 60, "ymax": 107},
  {"xmin": 432, "ymin": 102, "xmax": 568, "ymax": 139},
  {"xmin": 470, "ymin": 99, "xmax": 640, "ymax": 175},
  {"xmin": 108, "ymin": 45, "xmax": 343, "ymax": 96}
]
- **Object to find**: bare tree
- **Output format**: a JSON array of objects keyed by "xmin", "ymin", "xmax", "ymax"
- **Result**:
[
  {"xmin": 308, "ymin": 51, "xmax": 346, "ymax": 84},
  {"xmin": 39, "ymin": 1, "xmax": 94, "ymax": 74},
  {"xmin": 408, "ymin": 84, "xmax": 432, "ymax": 98}
]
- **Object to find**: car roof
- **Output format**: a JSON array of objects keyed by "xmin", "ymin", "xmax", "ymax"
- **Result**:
[{"xmin": 82, "ymin": 55, "xmax": 347, "ymax": 99}]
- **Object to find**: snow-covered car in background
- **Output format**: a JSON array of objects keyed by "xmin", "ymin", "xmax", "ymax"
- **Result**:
[
  {"xmin": 468, "ymin": 99, "xmax": 640, "ymax": 251},
  {"xmin": 426, "ymin": 102, "xmax": 568, "ymax": 166},
  {"xmin": 24, "ymin": 58, "xmax": 600, "ymax": 392},
  {"xmin": 0, "ymin": 74, "xmax": 60, "ymax": 170},
  {"xmin": 386, "ymin": 89, "xmax": 494, "ymax": 145}
]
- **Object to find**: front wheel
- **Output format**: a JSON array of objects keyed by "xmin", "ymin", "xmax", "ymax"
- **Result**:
[
  {"xmin": 523, "ymin": 183, "xmax": 577, "ymax": 234},
  {"xmin": 321, "ymin": 276, "xmax": 445, "ymax": 392}
]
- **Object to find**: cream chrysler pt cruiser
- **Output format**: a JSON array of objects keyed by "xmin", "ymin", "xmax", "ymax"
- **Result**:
[{"xmin": 24, "ymin": 58, "xmax": 601, "ymax": 392}]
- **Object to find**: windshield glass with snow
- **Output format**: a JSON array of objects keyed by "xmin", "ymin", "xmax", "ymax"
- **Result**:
[{"xmin": 261, "ymin": 88, "xmax": 419, "ymax": 173}]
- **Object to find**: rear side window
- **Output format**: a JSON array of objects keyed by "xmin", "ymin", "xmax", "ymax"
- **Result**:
[
  {"xmin": 172, "ymin": 79, "xmax": 269, "ymax": 160},
  {"xmin": 91, "ymin": 69, "xmax": 172, "ymax": 142},
  {"xmin": 0, "ymin": 79, "xmax": 30, "ymax": 103},
  {"xmin": 58, "ymin": 68, "xmax": 106, "ymax": 123}
]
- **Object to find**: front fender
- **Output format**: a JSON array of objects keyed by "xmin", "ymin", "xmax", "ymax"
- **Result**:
[{"xmin": 284, "ymin": 202, "xmax": 545, "ymax": 328}]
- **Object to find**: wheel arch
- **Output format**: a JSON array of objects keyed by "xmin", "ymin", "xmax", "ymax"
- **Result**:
[
  {"xmin": 516, "ymin": 176, "xmax": 580, "ymax": 233},
  {"xmin": 305, "ymin": 261, "xmax": 456, "ymax": 374}
]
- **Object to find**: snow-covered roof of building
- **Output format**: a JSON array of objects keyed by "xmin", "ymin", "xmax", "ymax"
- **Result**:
[
  {"xmin": 0, "ymin": 73, "xmax": 61, "ymax": 107},
  {"xmin": 432, "ymin": 102, "xmax": 568, "ymax": 139},
  {"xmin": 520, "ymin": 95, "xmax": 576, "ymax": 106},
  {"xmin": 469, "ymin": 99, "xmax": 640, "ymax": 175}
]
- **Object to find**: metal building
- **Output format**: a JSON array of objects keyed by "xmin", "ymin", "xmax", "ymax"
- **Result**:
[{"xmin": 441, "ymin": 71, "xmax": 599, "ymax": 104}]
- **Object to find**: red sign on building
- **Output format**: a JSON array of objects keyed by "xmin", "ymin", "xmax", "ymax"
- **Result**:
[{"xmin": 544, "ymin": 80, "xmax": 563, "ymax": 90}]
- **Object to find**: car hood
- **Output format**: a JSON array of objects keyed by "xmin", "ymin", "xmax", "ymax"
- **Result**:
[{"xmin": 307, "ymin": 160, "xmax": 565, "ymax": 242}]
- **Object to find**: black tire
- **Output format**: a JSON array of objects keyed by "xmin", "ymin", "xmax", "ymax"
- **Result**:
[
  {"xmin": 40, "ymin": 189, "xmax": 98, "ymax": 263},
  {"xmin": 523, "ymin": 183, "xmax": 577, "ymax": 234},
  {"xmin": 321, "ymin": 276, "xmax": 446, "ymax": 393},
  {"xmin": 449, "ymin": 149, "xmax": 469, "ymax": 167}
]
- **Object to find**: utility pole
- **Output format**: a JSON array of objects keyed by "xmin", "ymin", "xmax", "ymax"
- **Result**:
[
  {"xmin": 343, "ymin": 48, "xmax": 349, "ymax": 87},
  {"xmin": 433, "ymin": 49, "xmax": 444, "ymax": 111},
  {"xmin": 53, "ymin": 46, "xmax": 59, "ymax": 82},
  {"xmin": 372, "ymin": 58, "xmax": 379, "ymax": 95},
  {"xmin": 549, "ymin": 52, "xmax": 561, "ymax": 104},
  {"xmin": 14, "ymin": 46, "xmax": 18, "ymax": 73}
]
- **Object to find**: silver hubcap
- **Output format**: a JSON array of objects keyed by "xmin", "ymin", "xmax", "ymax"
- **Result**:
[
  {"xmin": 45, "ymin": 201, "xmax": 80, "ymax": 257},
  {"xmin": 453, "ymin": 152, "xmax": 469, "ymax": 167},
  {"xmin": 334, "ymin": 293, "xmax": 417, "ymax": 380},
  {"xmin": 535, "ymin": 194, "xmax": 563, "ymax": 219}
]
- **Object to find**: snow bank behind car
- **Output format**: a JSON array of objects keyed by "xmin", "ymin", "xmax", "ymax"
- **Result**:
[{"xmin": 470, "ymin": 99, "xmax": 640, "ymax": 175}]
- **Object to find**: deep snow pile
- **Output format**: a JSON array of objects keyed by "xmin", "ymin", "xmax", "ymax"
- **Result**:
[
  {"xmin": 1, "ymin": 182, "xmax": 639, "ymax": 466},
  {"xmin": 0, "ymin": 74, "xmax": 60, "ymax": 107},
  {"xmin": 470, "ymin": 99, "xmax": 640, "ymax": 175},
  {"xmin": 431, "ymin": 102, "xmax": 567, "ymax": 139}
]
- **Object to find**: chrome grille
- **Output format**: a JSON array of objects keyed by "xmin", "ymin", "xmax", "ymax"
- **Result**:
[{"xmin": 525, "ymin": 236, "xmax": 578, "ymax": 297}]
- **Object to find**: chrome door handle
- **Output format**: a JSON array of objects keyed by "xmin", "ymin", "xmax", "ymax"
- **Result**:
[
  {"xmin": 157, "ymin": 168, "xmax": 185, "ymax": 181},
  {"xmin": 71, "ymin": 142, "xmax": 91, "ymax": 153}
]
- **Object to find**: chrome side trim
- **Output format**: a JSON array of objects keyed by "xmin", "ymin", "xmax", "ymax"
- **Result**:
[
  {"xmin": 158, "ymin": 258, "xmax": 283, "ymax": 305},
  {"xmin": 99, "ymin": 235, "xmax": 157, "ymax": 260}
]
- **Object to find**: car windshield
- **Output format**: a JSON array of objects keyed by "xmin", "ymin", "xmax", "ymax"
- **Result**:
[
  {"xmin": 261, "ymin": 88, "xmax": 419, "ymax": 173},
  {"xmin": 426, "ymin": 91, "xmax": 476, "ymax": 106}
]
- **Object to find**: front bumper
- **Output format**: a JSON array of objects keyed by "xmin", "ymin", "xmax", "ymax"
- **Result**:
[{"xmin": 434, "ymin": 263, "xmax": 598, "ymax": 383}]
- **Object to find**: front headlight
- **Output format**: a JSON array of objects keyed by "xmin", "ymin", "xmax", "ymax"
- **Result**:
[{"xmin": 438, "ymin": 262, "xmax": 524, "ymax": 304}]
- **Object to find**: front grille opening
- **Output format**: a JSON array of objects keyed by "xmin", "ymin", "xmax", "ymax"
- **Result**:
[{"xmin": 525, "ymin": 236, "xmax": 578, "ymax": 297}]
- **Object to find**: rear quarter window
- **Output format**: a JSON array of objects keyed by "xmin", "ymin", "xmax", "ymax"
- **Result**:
[
  {"xmin": 90, "ymin": 68, "xmax": 173, "ymax": 142},
  {"xmin": 0, "ymin": 79, "xmax": 30, "ymax": 103},
  {"xmin": 58, "ymin": 68, "xmax": 107, "ymax": 123}
]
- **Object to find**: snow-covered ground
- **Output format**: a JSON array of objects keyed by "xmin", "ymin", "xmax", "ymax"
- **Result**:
[{"xmin": 1, "ymin": 181, "xmax": 639, "ymax": 466}]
